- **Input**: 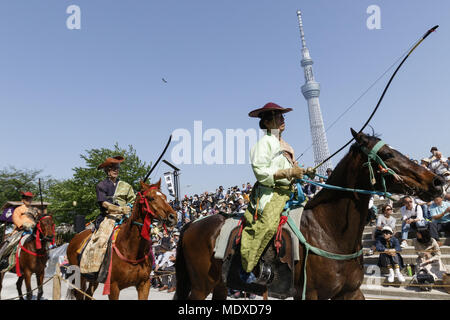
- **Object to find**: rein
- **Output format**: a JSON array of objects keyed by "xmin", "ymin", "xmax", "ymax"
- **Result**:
[
  {"xmin": 283, "ymin": 141, "xmax": 396, "ymax": 299},
  {"xmin": 280, "ymin": 183, "xmax": 364, "ymax": 300},
  {"xmin": 299, "ymin": 140, "xmax": 397, "ymax": 199},
  {"xmin": 103, "ymin": 223, "xmax": 155, "ymax": 295}
]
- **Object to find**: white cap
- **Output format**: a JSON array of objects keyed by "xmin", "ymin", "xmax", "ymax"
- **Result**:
[{"xmin": 381, "ymin": 226, "xmax": 393, "ymax": 234}]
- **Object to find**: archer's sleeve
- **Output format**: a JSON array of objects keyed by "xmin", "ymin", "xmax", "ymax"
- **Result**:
[
  {"xmin": 250, "ymin": 137, "xmax": 277, "ymax": 187},
  {"xmin": 96, "ymin": 181, "xmax": 110, "ymax": 206},
  {"xmin": 12, "ymin": 206, "xmax": 24, "ymax": 228},
  {"xmin": 127, "ymin": 184, "xmax": 136, "ymax": 205}
]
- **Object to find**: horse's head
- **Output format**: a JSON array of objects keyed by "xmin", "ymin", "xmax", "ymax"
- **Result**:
[
  {"xmin": 138, "ymin": 179, "xmax": 177, "ymax": 227},
  {"xmin": 351, "ymin": 128, "xmax": 444, "ymax": 202},
  {"xmin": 35, "ymin": 209, "xmax": 55, "ymax": 248}
]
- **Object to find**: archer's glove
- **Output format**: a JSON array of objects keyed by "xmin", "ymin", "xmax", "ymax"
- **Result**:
[
  {"xmin": 22, "ymin": 221, "xmax": 36, "ymax": 232},
  {"xmin": 274, "ymin": 167, "xmax": 305, "ymax": 181},
  {"xmin": 105, "ymin": 203, "xmax": 124, "ymax": 215},
  {"xmin": 305, "ymin": 167, "xmax": 317, "ymax": 179}
]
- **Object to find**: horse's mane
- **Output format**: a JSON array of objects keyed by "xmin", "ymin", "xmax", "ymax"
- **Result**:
[{"xmin": 304, "ymin": 132, "xmax": 380, "ymax": 210}]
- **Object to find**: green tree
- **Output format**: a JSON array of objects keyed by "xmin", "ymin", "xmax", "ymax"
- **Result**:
[
  {"xmin": 47, "ymin": 143, "xmax": 152, "ymax": 224},
  {"xmin": 0, "ymin": 167, "xmax": 52, "ymax": 206}
]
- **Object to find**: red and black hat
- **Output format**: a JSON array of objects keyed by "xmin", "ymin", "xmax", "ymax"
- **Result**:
[
  {"xmin": 248, "ymin": 102, "xmax": 293, "ymax": 118},
  {"xmin": 97, "ymin": 156, "xmax": 125, "ymax": 170},
  {"xmin": 20, "ymin": 191, "xmax": 34, "ymax": 198}
]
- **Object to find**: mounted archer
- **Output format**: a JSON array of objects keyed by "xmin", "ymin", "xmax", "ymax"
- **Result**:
[
  {"xmin": 239, "ymin": 102, "xmax": 314, "ymax": 282},
  {"xmin": 79, "ymin": 156, "xmax": 136, "ymax": 277},
  {"xmin": 0, "ymin": 191, "xmax": 39, "ymax": 270}
]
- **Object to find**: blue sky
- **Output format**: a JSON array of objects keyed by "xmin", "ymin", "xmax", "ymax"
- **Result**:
[{"xmin": 1, "ymin": 0, "xmax": 449, "ymax": 197}]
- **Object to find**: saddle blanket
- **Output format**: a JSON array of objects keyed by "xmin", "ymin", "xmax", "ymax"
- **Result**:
[
  {"xmin": 1, "ymin": 234, "xmax": 30, "ymax": 274},
  {"xmin": 79, "ymin": 214, "xmax": 120, "ymax": 274},
  {"xmin": 213, "ymin": 206, "xmax": 304, "ymax": 261}
]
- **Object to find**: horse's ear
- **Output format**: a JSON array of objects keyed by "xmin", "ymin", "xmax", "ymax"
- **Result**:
[
  {"xmin": 155, "ymin": 178, "xmax": 162, "ymax": 189},
  {"xmin": 140, "ymin": 180, "xmax": 150, "ymax": 190},
  {"xmin": 350, "ymin": 128, "xmax": 369, "ymax": 146}
]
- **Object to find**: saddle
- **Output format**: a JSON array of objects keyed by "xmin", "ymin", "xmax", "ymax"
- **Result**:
[
  {"xmin": 0, "ymin": 233, "xmax": 30, "ymax": 274},
  {"xmin": 217, "ymin": 207, "xmax": 305, "ymax": 299},
  {"xmin": 76, "ymin": 222, "xmax": 117, "ymax": 283}
]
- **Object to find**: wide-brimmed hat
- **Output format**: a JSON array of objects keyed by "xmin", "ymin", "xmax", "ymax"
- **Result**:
[
  {"xmin": 248, "ymin": 102, "xmax": 293, "ymax": 118},
  {"xmin": 381, "ymin": 226, "xmax": 393, "ymax": 234},
  {"xmin": 421, "ymin": 158, "xmax": 431, "ymax": 164},
  {"xmin": 20, "ymin": 191, "xmax": 34, "ymax": 198},
  {"xmin": 97, "ymin": 156, "xmax": 125, "ymax": 170}
]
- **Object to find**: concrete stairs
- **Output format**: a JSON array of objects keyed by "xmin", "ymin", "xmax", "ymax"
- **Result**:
[{"xmin": 361, "ymin": 199, "xmax": 450, "ymax": 300}]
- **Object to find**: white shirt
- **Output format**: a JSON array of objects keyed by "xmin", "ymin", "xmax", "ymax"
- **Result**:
[
  {"xmin": 400, "ymin": 204, "xmax": 423, "ymax": 221},
  {"xmin": 156, "ymin": 250, "xmax": 176, "ymax": 268},
  {"xmin": 368, "ymin": 197, "xmax": 374, "ymax": 209},
  {"xmin": 429, "ymin": 157, "xmax": 448, "ymax": 176}
]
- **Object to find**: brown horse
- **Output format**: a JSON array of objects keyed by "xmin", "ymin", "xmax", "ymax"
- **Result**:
[
  {"xmin": 66, "ymin": 179, "xmax": 177, "ymax": 300},
  {"xmin": 0, "ymin": 212, "xmax": 55, "ymax": 300},
  {"xmin": 174, "ymin": 129, "xmax": 445, "ymax": 300}
]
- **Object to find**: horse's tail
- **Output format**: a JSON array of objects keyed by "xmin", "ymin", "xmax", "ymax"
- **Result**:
[{"xmin": 173, "ymin": 222, "xmax": 192, "ymax": 300}]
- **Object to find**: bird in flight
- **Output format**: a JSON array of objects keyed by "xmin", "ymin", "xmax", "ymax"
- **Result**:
[{"xmin": 162, "ymin": 78, "xmax": 168, "ymax": 83}]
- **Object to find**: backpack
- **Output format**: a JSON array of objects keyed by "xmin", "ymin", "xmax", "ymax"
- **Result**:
[{"xmin": 416, "ymin": 269, "xmax": 434, "ymax": 291}]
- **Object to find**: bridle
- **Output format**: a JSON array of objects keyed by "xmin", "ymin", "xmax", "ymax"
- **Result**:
[
  {"xmin": 35, "ymin": 215, "xmax": 55, "ymax": 250},
  {"xmin": 360, "ymin": 140, "xmax": 416, "ymax": 197},
  {"xmin": 135, "ymin": 186, "xmax": 168, "ymax": 241}
]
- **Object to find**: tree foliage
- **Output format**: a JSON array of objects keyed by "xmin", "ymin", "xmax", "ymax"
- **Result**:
[
  {"xmin": 0, "ymin": 167, "xmax": 53, "ymax": 206},
  {"xmin": 47, "ymin": 143, "xmax": 152, "ymax": 223}
]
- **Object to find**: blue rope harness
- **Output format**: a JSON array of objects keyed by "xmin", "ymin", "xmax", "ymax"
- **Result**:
[
  {"xmin": 282, "ymin": 140, "xmax": 395, "ymax": 299},
  {"xmin": 114, "ymin": 203, "xmax": 147, "ymax": 228}
]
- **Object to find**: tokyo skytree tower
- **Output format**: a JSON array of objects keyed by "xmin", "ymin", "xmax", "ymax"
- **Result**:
[{"xmin": 296, "ymin": 10, "xmax": 333, "ymax": 176}]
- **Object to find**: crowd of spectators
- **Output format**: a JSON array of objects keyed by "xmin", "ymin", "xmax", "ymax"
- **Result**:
[
  {"xmin": 168, "ymin": 183, "xmax": 253, "ymax": 230},
  {"xmin": 366, "ymin": 146, "xmax": 450, "ymax": 287}
]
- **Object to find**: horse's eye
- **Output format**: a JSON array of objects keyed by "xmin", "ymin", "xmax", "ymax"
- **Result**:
[{"xmin": 384, "ymin": 153, "xmax": 394, "ymax": 160}]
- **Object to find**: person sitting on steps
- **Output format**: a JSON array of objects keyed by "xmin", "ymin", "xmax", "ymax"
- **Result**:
[
  {"xmin": 368, "ymin": 203, "xmax": 396, "ymax": 256},
  {"xmin": 375, "ymin": 226, "xmax": 405, "ymax": 283}
]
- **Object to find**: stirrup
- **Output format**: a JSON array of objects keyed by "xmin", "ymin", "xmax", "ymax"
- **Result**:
[{"xmin": 255, "ymin": 262, "xmax": 274, "ymax": 285}]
